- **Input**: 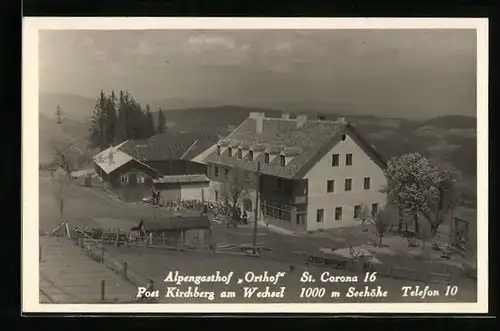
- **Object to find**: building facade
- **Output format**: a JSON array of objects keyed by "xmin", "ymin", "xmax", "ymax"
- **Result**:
[
  {"xmin": 92, "ymin": 131, "xmax": 219, "ymax": 201},
  {"xmin": 203, "ymin": 112, "xmax": 387, "ymax": 233},
  {"xmin": 153, "ymin": 174, "xmax": 211, "ymax": 202}
]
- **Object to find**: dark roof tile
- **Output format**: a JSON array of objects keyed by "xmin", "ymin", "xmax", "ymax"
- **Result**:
[
  {"xmin": 118, "ymin": 132, "xmax": 219, "ymax": 162},
  {"xmin": 205, "ymin": 117, "xmax": 345, "ymax": 178}
]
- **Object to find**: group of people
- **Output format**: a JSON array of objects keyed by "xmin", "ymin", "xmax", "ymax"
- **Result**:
[{"xmin": 151, "ymin": 189, "xmax": 161, "ymax": 206}]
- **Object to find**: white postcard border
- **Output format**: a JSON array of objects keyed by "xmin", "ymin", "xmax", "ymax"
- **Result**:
[{"xmin": 22, "ymin": 17, "xmax": 489, "ymax": 314}]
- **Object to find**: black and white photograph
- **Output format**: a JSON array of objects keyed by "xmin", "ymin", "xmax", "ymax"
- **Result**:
[{"xmin": 22, "ymin": 18, "xmax": 488, "ymax": 313}]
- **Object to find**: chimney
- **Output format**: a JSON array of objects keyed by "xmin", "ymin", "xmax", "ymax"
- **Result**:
[
  {"xmin": 282, "ymin": 113, "xmax": 290, "ymax": 120},
  {"xmin": 249, "ymin": 112, "xmax": 265, "ymax": 134},
  {"xmin": 108, "ymin": 148, "xmax": 114, "ymax": 165},
  {"xmin": 296, "ymin": 115, "xmax": 307, "ymax": 128}
]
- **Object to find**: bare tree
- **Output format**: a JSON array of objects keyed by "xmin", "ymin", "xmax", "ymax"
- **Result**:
[
  {"xmin": 371, "ymin": 207, "xmax": 391, "ymax": 247},
  {"xmin": 51, "ymin": 168, "xmax": 73, "ymax": 238},
  {"xmin": 355, "ymin": 205, "xmax": 371, "ymax": 231},
  {"xmin": 223, "ymin": 167, "xmax": 251, "ymax": 226}
]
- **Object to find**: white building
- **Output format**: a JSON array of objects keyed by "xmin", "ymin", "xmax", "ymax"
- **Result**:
[{"xmin": 202, "ymin": 112, "xmax": 388, "ymax": 233}]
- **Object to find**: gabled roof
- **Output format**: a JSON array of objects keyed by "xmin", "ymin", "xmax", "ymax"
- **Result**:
[
  {"xmin": 204, "ymin": 115, "xmax": 386, "ymax": 179},
  {"xmin": 118, "ymin": 131, "xmax": 219, "ymax": 162},
  {"xmin": 93, "ymin": 141, "xmax": 161, "ymax": 176},
  {"xmin": 93, "ymin": 143, "xmax": 134, "ymax": 174}
]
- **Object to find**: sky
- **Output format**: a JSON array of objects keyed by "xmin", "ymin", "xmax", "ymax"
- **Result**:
[{"xmin": 39, "ymin": 29, "xmax": 477, "ymax": 118}]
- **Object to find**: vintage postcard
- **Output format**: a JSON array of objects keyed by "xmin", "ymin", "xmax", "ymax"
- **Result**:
[{"xmin": 22, "ymin": 18, "xmax": 488, "ymax": 314}]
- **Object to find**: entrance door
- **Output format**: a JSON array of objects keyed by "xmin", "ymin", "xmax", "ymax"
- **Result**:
[
  {"xmin": 295, "ymin": 213, "xmax": 307, "ymax": 232},
  {"xmin": 128, "ymin": 172, "xmax": 138, "ymax": 186}
]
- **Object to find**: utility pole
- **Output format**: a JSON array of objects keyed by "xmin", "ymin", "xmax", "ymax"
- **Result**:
[
  {"xmin": 56, "ymin": 105, "xmax": 62, "ymax": 124},
  {"xmin": 252, "ymin": 162, "xmax": 261, "ymax": 254}
]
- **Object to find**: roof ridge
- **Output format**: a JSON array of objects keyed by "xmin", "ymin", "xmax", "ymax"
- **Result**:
[{"xmin": 180, "ymin": 139, "xmax": 200, "ymax": 159}]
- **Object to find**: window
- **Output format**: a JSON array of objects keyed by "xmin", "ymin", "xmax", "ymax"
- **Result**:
[
  {"xmin": 264, "ymin": 153, "xmax": 270, "ymax": 164},
  {"xmin": 248, "ymin": 150, "xmax": 254, "ymax": 161},
  {"xmin": 335, "ymin": 207, "xmax": 342, "ymax": 221},
  {"xmin": 227, "ymin": 147, "xmax": 232, "ymax": 157},
  {"xmin": 346, "ymin": 154, "xmax": 353, "ymax": 166},
  {"xmin": 120, "ymin": 174, "xmax": 129, "ymax": 183},
  {"xmin": 214, "ymin": 166, "xmax": 219, "ymax": 177},
  {"xmin": 216, "ymin": 145, "xmax": 221, "ymax": 156},
  {"xmin": 327, "ymin": 180, "xmax": 334, "ymax": 193},
  {"xmin": 354, "ymin": 205, "xmax": 362, "ymax": 219},
  {"xmin": 364, "ymin": 177, "xmax": 371, "ymax": 190},
  {"xmin": 277, "ymin": 178, "xmax": 283, "ymax": 189},
  {"xmin": 371, "ymin": 203, "xmax": 379, "ymax": 217},
  {"xmin": 332, "ymin": 154, "xmax": 339, "ymax": 167},
  {"xmin": 237, "ymin": 148, "xmax": 242, "ymax": 159},
  {"xmin": 341, "ymin": 134, "xmax": 347, "ymax": 141},
  {"xmin": 215, "ymin": 190, "xmax": 219, "ymax": 202},
  {"xmin": 224, "ymin": 169, "xmax": 229, "ymax": 178},
  {"xmin": 280, "ymin": 155, "xmax": 286, "ymax": 167},
  {"xmin": 316, "ymin": 209, "xmax": 324, "ymax": 223},
  {"xmin": 344, "ymin": 178, "xmax": 352, "ymax": 191}
]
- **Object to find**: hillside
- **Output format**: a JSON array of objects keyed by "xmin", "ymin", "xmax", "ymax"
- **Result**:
[
  {"xmin": 421, "ymin": 115, "xmax": 476, "ymax": 129},
  {"xmin": 39, "ymin": 113, "xmax": 92, "ymax": 164},
  {"xmin": 152, "ymin": 105, "xmax": 284, "ymax": 135},
  {"xmin": 39, "ymin": 93, "xmax": 95, "ymax": 121},
  {"xmin": 37, "ymin": 94, "xmax": 477, "ymax": 187}
]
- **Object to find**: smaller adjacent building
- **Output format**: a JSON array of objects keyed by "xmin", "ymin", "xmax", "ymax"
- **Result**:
[
  {"xmin": 93, "ymin": 141, "xmax": 161, "ymax": 188},
  {"xmin": 92, "ymin": 132, "xmax": 220, "ymax": 201},
  {"xmin": 153, "ymin": 174, "xmax": 210, "ymax": 202},
  {"xmin": 140, "ymin": 215, "xmax": 212, "ymax": 250}
]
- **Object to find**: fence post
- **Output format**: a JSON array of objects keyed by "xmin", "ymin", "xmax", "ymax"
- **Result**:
[
  {"xmin": 123, "ymin": 262, "xmax": 128, "ymax": 279},
  {"xmin": 291, "ymin": 207, "xmax": 297, "ymax": 231},
  {"xmin": 101, "ymin": 279, "xmax": 105, "ymax": 301}
]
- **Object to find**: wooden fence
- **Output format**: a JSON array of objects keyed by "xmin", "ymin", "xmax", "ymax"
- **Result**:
[
  {"xmin": 71, "ymin": 228, "xmax": 153, "ymax": 302},
  {"xmin": 61, "ymin": 223, "xmax": 462, "ymax": 292}
]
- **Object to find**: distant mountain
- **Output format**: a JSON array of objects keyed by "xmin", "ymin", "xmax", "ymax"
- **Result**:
[
  {"xmin": 147, "ymin": 97, "xmax": 224, "ymax": 111},
  {"xmin": 267, "ymin": 100, "xmax": 365, "ymax": 115},
  {"xmin": 37, "ymin": 93, "xmax": 476, "ymax": 185},
  {"xmin": 39, "ymin": 93, "xmax": 95, "ymax": 121},
  {"xmin": 151, "ymin": 105, "xmax": 284, "ymax": 135},
  {"xmin": 421, "ymin": 115, "xmax": 476, "ymax": 129}
]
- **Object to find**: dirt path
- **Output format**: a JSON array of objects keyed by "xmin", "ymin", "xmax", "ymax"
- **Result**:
[{"xmin": 39, "ymin": 235, "xmax": 138, "ymax": 303}]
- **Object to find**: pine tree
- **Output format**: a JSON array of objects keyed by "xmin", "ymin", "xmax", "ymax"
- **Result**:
[
  {"xmin": 145, "ymin": 104, "xmax": 155, "ymax": 138},
  {"xmin": 89, "ymin": 90, "xmax": 108, "ymax": 149},
  {"xmin": 116, "ymin": 90, "xmax": 134, "ymax": 143},
  {"xmin": 115, "ymin": 90, "xmax": 126, "ymax": 143},
  {"xmin": 158, "ymin": 108, "xmax": 166, "ymax": 134},
  {"xmin": 128, "ymin": 96, "xmax": 144, "ymax": 139},
  {"xmin": 91, "ymin": 89, "xmax": 157, "ymax": 145},
  {"xmin": 105, "ymin": 90, "xmax": 118, "ymax": 145}
]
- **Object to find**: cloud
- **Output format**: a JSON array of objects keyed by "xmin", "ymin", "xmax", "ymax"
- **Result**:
[
  {"xmin": 183, "ymin": 34, "xmax": 252, "ymax": 67},
  {"xmin": 187, "ymin": 35, "xmax": 236, "ymax": 49},
  {"xmin": 270, "ymin": 42, "xmax": 292, "ymax": 53}
]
